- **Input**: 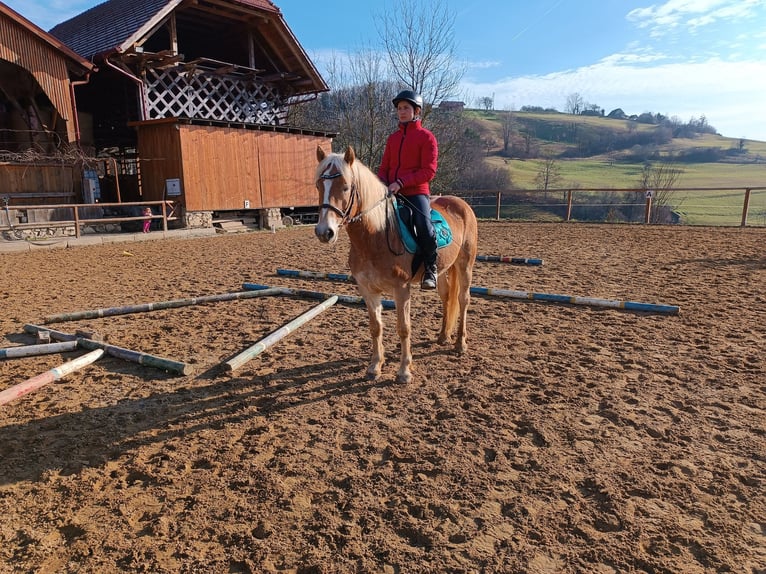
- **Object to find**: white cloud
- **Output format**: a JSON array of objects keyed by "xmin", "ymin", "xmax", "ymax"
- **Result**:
[
  {"xmin": 461, "ymin": 57, "xmax": 766, "ymax": 140},
  {"xmin": 627, "ymin": 0, "xmax": 764, "ymax": 34}
]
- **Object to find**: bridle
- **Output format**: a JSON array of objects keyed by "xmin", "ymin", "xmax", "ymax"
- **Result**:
[
  {"xmin": 318, "ymin": 165, "xmax": 392, "ymax": 228},
  {"xmin": 319, "ymin": 171, "xmax": 358, "ymax": 226}
]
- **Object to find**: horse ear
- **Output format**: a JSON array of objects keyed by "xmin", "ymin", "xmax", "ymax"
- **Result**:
[
  {"xmin": 344, "ymin": 146, "xmax": 355, "ymax": 166},
  {"xmin": 316, "ymin": 145, "xmax": 326, "ymax": 162}
]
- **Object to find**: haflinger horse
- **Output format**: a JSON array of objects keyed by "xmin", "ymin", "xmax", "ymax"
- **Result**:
[{"xmin": 314, "ymin": 145, "xmax": 478, "ymax": 384}]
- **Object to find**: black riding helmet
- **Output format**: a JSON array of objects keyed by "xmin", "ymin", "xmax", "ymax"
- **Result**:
[{"xmin": 392, "ymin": 90, "xmax": 423, "ymax": 110}]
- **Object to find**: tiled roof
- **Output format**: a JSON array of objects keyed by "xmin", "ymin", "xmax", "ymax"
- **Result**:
[{"xmin": 49, "ymin": 0, "xmax": 176, "ymax": 61}]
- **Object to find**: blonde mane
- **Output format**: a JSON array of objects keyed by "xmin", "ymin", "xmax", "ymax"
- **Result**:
[{"xmin": 316, "ymin": 152, "xmax": 389, "ymax": 232}]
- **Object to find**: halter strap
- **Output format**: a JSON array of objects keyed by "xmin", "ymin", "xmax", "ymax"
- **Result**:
[{"xmin": 319, "ymin": 171, "xmax": 358, "ymax": 224}]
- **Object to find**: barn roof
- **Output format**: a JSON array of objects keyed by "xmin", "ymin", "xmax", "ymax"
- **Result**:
[
  {"xmin": 49, "ymin": 0, "xmax": 327, "ymax": 95},
  {"xmin": 0, "ymin": 1, "xmax": 94, "ymax": 75}
]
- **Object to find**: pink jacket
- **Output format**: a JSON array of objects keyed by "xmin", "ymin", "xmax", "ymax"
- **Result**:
[{"xmin": 377, "ymin": 120, "xmax": 438, "ymax": 197}]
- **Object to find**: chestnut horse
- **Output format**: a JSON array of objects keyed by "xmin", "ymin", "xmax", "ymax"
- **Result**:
[{"xmin": 314, "ymin": 146, "xmax": 478, "ymax": 383}]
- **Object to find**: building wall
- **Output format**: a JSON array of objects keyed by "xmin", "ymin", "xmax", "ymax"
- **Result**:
[
  {"xmin": 136, "ymin": 120, "xmax": 330, "ymax": 212},
  {"xmin": 0, "ymin": 12, "xmax": 78, "ymax": 143}
]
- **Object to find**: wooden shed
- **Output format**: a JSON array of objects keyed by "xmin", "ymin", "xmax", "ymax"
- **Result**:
[
  {"xmin": 50, "ymin": 0, "xmax": 332, "ymax": 228},
  {"xmin": 0, "ymin": 2, "xmax": 94, "ymax": 214}
]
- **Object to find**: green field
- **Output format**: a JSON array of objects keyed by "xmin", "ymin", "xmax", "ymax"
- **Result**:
[{"xmin": 471, "ymin": 110, "xmax": 766, "ymax": 226}]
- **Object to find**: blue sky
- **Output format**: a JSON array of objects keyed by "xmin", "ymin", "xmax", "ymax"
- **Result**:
[{"xmin": 9, "ymin": 0, "xmax": 766, "ymax": 141}]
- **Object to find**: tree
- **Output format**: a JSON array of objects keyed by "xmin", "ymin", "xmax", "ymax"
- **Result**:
[
  {"xmin": 565, "ymin": 93, "xmax": 584, "ymax": 115},
  {"xmin": 501, "ymin": 109, "xmax": 514, "ymax": 156},
  {"xmin": 635, "ymin": 160, "xmax": 684, "ymax": 223},
  {"xmin": 376, "ymin": 0, "xmax": 464, "ymax": 118},
  {"xmin": 477, "ymin": 96, "xmax": 494, "ymax": 111},
  {"xmin": 534, "ymin": 155, "xmax": 563, "ymax": 192}
]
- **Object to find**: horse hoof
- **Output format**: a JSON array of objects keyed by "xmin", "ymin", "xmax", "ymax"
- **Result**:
[
  {"xmin": 454, "ymin": 344, "xmax": 467, "ymax": 355},
  {"xmin": 366, "ymin": 369, "xmax": 381, "ymax": 381},
  {"xmin": 437, "ymin": 334, "xmax": 451, "ymax": 345},
  {"xmin": 396, "ymin": 372, "xmax": 412, "ymax": 384}
]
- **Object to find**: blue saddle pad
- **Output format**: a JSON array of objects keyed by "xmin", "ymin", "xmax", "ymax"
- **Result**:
[{"xmin": 395, "ymin": 199, "xmax": 453, "ymax": 254}]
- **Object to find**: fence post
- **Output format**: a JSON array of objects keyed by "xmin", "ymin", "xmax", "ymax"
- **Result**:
[
  {"xmin": 644, "ymin": 190, "xmax": 653, "ymax": 224},
  {"xmin": 495, "ymin": 191, "xmax": 501, "ymax": 220},
  {"xmin": 566, "ymin": 190, "xmax": 573, "ymax": 221},
  {"xmin": 741, "ymin": 188, "xmax": 751, "ymax": 228},
  {"xmin": 73, "ymin": 205, "xmax": 81, "ymax": 238}
]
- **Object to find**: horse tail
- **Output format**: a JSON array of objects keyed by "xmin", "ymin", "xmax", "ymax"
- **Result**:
[{"xmin": 442, "ymin": 265, "xmax": 462, "ymax": 336}]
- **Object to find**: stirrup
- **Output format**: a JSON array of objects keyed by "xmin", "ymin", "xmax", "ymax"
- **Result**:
[{"xmin": 421, "ymin": 272, "xmax": 437, "ymax": 290}]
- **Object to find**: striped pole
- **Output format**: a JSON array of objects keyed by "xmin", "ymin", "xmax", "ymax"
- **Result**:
[
  {"xmin": 42, "ymin": 288, "xmax": 284, "ymax": 324},
  {"xmin": 0, "ymin": 349, "xmax": 104, "ymax": 406},
  {"xmin": 243, "ymin": 283, "xmax": 396, "ymax": 310},
  {"xmin": 23, "ymin": 325, "xmax": 194, "ymax": 375},
  {"xmin": 0, "ymin": 340, "xmax": 79, "ymax": 359},
  {"xmin": 225, "ymin": 295, "xmax": 339, "ymax": 372},
  {"xmin": 277, "ymin": 269, "xmax": 356, "ymax": 282},
  {"xmin": 469, "ymin": 286, "xmax": 679, "ymax": 314},
  {"xmin": 475, "ymin": 255, "xmax": 543, "ymax": 265}
]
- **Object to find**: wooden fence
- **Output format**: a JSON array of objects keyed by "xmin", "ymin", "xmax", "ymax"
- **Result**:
[
  {"xmin": 0, "ymin": 200, "xmax": 179, "ymax": 238},
  {"xmin": 455, "ymin": 186, "xmax": 766, "ymax": 227}
]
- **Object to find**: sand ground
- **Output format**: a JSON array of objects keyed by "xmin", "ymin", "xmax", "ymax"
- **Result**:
[{"xmin": 0, "ymin": 222, "xmax": 764, "ymax": 573}]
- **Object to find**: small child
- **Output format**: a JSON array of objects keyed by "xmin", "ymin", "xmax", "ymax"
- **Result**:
[{"xmin": 142, "ymin": 207, "xmax": 152, "ymax": 233}]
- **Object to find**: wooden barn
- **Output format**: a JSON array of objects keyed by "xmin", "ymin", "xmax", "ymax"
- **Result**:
[
  {"xmin": 0, "ymin": 2, "xmax": 94, "ymax": 219},
  {"xmin": 49, "ymin": 0, "xmax": 332, "ymax": 228}
]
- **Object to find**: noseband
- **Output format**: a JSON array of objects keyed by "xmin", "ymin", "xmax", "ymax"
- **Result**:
[{"xmin": 319, "ymin": 171, "xmax": 358, "ymax": 225}]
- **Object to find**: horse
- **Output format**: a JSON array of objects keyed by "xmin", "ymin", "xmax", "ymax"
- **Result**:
[{"xmin": 314, "ymin": 145, "xmax": 478, "ymax": 384}]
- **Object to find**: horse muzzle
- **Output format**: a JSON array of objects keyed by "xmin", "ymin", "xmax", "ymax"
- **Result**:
[{"xmin": 314, "ymin": 220, "xmax": 338, "ymax": 244}]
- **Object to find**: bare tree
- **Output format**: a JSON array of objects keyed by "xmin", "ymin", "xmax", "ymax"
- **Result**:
[
  {"xmin": 637, "ymin": 160, "xmax": 684, "ymax": 223},
  {"xmin": 501, "ymin": 109, "xmax": 514, "ymax": 156},
  {"xmin": 534, "ymin": 155, "xmax": 562, "ymax": 193},
  {"xmin": 565, "ymin": 92, "xmax": 584, "ymax": 115},
  {"xmin": 376, "ymin": 0, "xmax": 464, "ymax": 118},
  {"xmin": 477, "ymin": 96, "xmax": 493, "ymax": 111}
]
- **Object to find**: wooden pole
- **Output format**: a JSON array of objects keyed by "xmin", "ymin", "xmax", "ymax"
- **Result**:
[
  {"xmin": 242, "ymin": 282, "xmax": 396, "ymax": 310},
  {"xmin": 0, "ymin": 340, "xmax": 79, "ymax": 359},
  {"xmin": 741, "ymin": 188, "xmax": 751, "ymax": 227},
  {"xmin": 42, "ymin": 288, "xmax": 284, "ymax": 324},
  {"xmin": 225, "ymin": 295, "xmax": 339, "ymax": 372},
  {"xmin": 0, "ymin": 349, "xmax": 104, "ymax": 406},
  {"xmin": 22, "ymin": 325, "xmax": 193, "ymax": 375},
  {"xmin": 469, "ymin": 286, "xmax": 679, "ymax": 314},
  {"xmin": 474, "ymin": 256, "xmax": 543, "ymax": 266},
  {"xmin": 566, "ymin": 190, "xmax": 573, "ymax": 221}
]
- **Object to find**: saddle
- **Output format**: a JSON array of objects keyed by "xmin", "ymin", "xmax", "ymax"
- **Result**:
[{"xmin": 395, "ymin": 197, "xmax": 453, "ymax": 254}]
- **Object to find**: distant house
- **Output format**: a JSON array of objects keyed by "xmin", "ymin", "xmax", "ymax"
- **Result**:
[
  {"xmin": 439, "ymin": 101, "xmax": 465, "ymax": 112},
  {"xmin": 0, "ymin": 2, "xmax": 95, "ymax": 214},
  {"xmin": 49, "ymin": 0, "xmax": 333, "ymax": 228}
]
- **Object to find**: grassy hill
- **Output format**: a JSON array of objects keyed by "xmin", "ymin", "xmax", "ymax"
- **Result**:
[{"xmin": 464, "ymin": 109, "xmax": 766, "ymax": 225}]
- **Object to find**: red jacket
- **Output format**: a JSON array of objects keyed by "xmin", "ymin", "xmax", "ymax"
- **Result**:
[{"xmin": 377, "ymin": 119, "xmax": 438, "ymax": 197}]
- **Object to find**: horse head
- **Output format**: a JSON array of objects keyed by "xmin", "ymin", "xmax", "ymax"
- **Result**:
[{"xmin": 314, "ymin": 146, "xmax": 357, "ymax": 244}]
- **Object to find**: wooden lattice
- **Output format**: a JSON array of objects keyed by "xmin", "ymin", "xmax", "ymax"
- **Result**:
[{"xmin": 143, "ymin": 67, "xmax": 287, "ymax": 125}]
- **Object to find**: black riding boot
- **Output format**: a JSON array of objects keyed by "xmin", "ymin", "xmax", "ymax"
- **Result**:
[{"xmin": 421, "ymin": 236, "xmax": 438, "ymax": 290}]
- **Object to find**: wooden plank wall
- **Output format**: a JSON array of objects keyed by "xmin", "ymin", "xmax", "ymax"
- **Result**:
[
  {"xmin": 0, "ymin": 13, "xmax": 76, "ymax": 142},
  {"xmin": 0, "ymin": 164, "xmax": 75, "ymax": 201},
  {"xmin": 135, "ymin": 121, "xmax": 184, "ymax": 202}
]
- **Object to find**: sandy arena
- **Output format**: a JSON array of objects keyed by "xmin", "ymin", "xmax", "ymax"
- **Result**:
[{"xmin": 0, "ymin": 222, "xmax": 764, "ymax": 573}]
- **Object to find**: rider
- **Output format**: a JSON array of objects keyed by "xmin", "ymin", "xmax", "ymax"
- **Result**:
[{"xmin": 377, "ymin": 90, "xmax": 439, "ymax": 289}]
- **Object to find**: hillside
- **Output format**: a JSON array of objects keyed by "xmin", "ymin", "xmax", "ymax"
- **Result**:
[
  {"xmin": 468, "ymin": 109, "xmax": 766, "ymax": 170},
  {"xmin": 460, "ymin": 109, "xmax": 766, "ymax": 225}
]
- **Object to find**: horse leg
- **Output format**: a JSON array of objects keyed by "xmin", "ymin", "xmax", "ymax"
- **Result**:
[
  {"xmin": 393, "ymin": 287, "xmax": 413, "ymax": 384},
  {"xmin": 436, "ymin": 270, "xmax": 452, "ymax": 345},
  {"xmin": 454, "ymin": 265, "xmax": 473, "ymax": 355},
  {"xmin": 362, "ymin": 292, "xmax": 385, "ymax": 380}
]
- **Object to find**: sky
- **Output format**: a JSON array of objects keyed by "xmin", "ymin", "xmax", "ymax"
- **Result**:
[{"xmin": 8, "ymin": 0, "xmax": 766, "ymax": 141}]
